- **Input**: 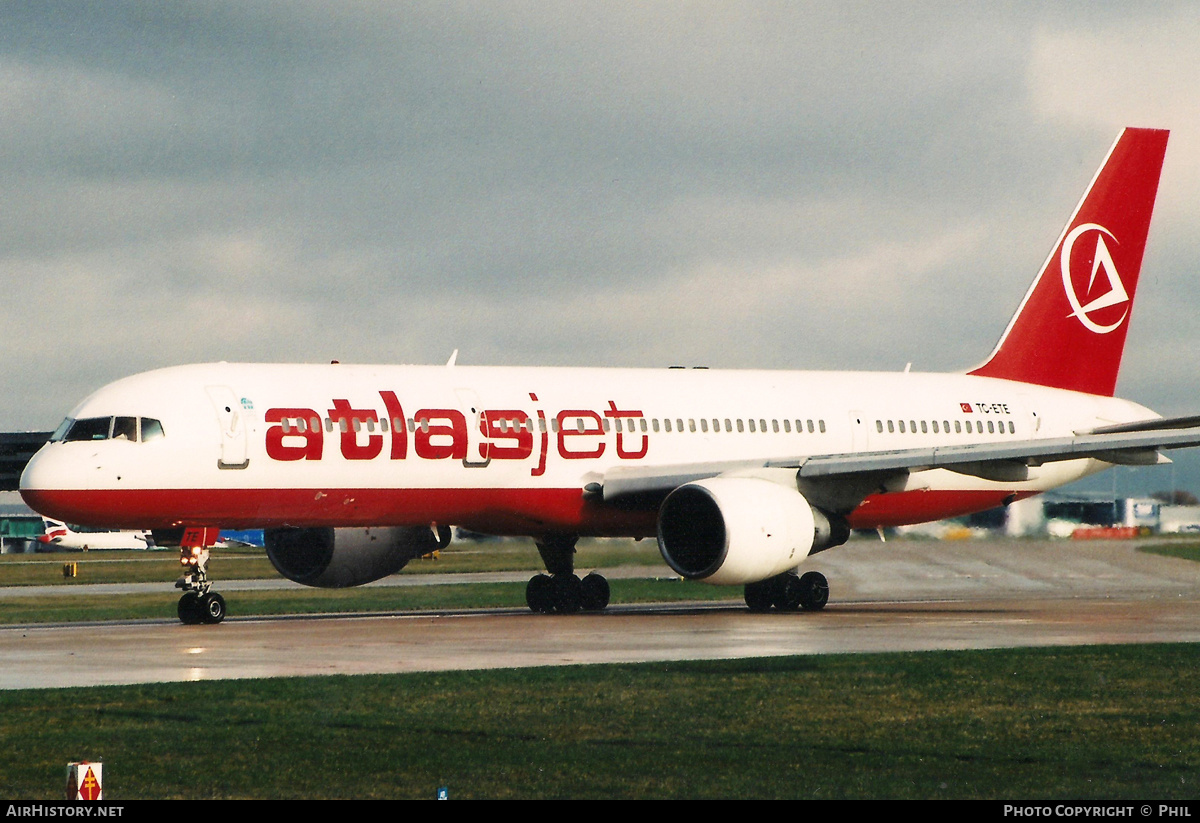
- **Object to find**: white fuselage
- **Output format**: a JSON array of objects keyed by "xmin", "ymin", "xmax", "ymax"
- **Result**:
[{"xmin": 19, "ymin": 362, "xmax": 1156, "ymax": 535}]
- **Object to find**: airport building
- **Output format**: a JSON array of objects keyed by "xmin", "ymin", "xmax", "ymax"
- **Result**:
[
  {"xmin": 894, "ymin": 493, "xmax": 1200, "ymax": 539},
  {"xmin": 0, "ymin": 431, "xmax": 49, "ymax": 492},
  {"xmin": 0, "ymin": 433, "xmax": 51, "ymax": 552},
  {"xmin": 0, "ymin": 493, "xmax": 43, "ymax": 553}
]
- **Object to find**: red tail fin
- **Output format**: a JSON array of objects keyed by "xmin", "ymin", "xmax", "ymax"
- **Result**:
[{"xmin": 969, "ymin": 127, "xmax": 1169, "ymax": 396}]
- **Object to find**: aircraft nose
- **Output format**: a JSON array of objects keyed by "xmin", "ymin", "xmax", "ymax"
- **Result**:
[
  {"xmin": 21, "ymin": 440, "xmax": 69, "ymax": 485},
  {"xmin": 19, "ymin": 446, "xmax": 77, "ymax": 519},
  {"xmin": 19, "ymin": 445, "xmax": 54, "ymax": 493}
]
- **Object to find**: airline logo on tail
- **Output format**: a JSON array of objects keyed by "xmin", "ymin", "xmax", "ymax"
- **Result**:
[
  {"xmin": 969, "ymin": 126, "xmax": 1168, "ymax": 397},
  {"xmin": 1062, "ymin": 222, "xmax": 1128, "ymax": 334}
]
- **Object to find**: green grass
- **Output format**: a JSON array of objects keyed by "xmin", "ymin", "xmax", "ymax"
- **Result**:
[
  {"xmin": 0, "ymin": 577, "xmax": 732, "ymax": 624},
  {"xmin": 1139, "ymin": 540, "xmax": 1200, "ymax": 563},
  {"xmin": 1, "ymin": 644, "xmax": 1197, "ymax": 799},
  {"xmin": 0, "ymin": 536, "xmax": 699, "ymax": 623},
  {"xmin": 0, "ymin": 537, "xmax": 664, "ymax": 587}
]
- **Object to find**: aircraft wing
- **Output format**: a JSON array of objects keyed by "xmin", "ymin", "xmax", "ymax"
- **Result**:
[{"xmin": 598, "ymin": 415, "xmax": 1200, "ymax": 502}]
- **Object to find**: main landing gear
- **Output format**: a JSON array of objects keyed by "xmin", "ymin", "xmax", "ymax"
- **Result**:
[
  {"xmin": 524, "ymin": 535, "xmax": 611, "ymax": 614},
  {"xmin": 744, "ymin": 570, "xmax": 829, "ymax": 613},
  {"xmin": 175, "ymin": 542, "xmax": 226, "ymax": 625}
]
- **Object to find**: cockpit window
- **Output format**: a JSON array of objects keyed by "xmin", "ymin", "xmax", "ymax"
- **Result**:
[
  {"xmin": 112, "ymin": 417, "xmax": 137, "ymax": 441},
  {"xmin": 56, "ymin": 416, "xmax": 166, "ymax": 443},
  {"xmin": 64, "ymin": 417, "xmax": 115, "ymax": 442}
]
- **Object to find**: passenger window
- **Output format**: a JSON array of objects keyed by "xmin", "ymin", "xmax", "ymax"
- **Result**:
[
  {"xmin": 748, "ymin": 419, "xmax": 756, "ymax": 433},
  {"xmin": 920, "ymin": 421, "xmax": 927, "ymax": 434},
  {"xmin": 876, "ymin": 420, "xmax": 883, "ymax": 433},
  {"xmin": 887, "ymin": 420, "xmax": 895, "ymax": 433},
  {"xmin": 819, "ymin": 420, "xmax": 826, "ymax": 433},
  {"xmin": 736, "ymin": 419, "xmax": 744, "ymax": 433},
  {"xmin": 899, "ymin": 420, "xmax": 906, "ymax": 433}
]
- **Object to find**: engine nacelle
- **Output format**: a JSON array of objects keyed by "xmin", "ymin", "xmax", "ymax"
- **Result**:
[
  {"xmin": 657, "ymin": 477, "xmax": 843, "ymax": 585},
  {"xmin": 265, "ymin": 525, "xmax": 450, "ymax": 588}
]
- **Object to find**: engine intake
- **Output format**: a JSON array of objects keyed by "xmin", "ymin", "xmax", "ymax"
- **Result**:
[
  {"xmin": 265, "ymin": 525, "xmax": 449, "ymax": 588},
  {"xmin": 657, "ymin": 477, "xmax": 845, "ymax": 585}
]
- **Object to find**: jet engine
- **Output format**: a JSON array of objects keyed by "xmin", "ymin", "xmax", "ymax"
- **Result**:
[
  {"xmin": 265, "ymin": 525, "xmax": 450, "ymax": 588},
  {"xmin": 656, "ymin": 477, "xmax": 847, "ymax": 585}
]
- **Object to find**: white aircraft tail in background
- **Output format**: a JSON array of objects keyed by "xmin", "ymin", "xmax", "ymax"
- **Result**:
[{"xmin": 37, "ymin": 518, "xmax": 154, "ymax": 551}]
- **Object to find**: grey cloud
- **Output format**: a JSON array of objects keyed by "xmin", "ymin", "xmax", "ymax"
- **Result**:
[{"xmin": 2, "ymin": 1, "xmax": 1198, "ymax": 504}]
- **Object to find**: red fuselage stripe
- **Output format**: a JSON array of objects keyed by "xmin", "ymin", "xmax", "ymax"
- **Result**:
[{"xmin": 22, "ymin": 487, "xmax": 1031, "ymax": 536}]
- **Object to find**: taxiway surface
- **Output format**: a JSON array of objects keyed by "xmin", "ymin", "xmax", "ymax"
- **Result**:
[{"xmin": 3, "ymin": 538, "xmax": 1199, "ymax": 690}]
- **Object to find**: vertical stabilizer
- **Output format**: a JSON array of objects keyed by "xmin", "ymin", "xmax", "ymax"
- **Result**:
[{"xmin": 969, "ymin": 127, "xmax": 1168, "ymax": 396}]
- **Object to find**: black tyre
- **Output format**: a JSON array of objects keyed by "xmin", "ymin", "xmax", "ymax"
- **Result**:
[
  {"xmin": 579, "ymin": 572, "xmax": 610, "ymax": 611},
  {"xmin": 200, "ymin": 592, "xmax": 226, "ymax": 624},
  {"xmin": 797, "ymin": 571, "xmax": 829, "ymax": 611},
  {"xmin": 772, "ymin": 573, "xmax": 804, "ymax": 612},
  {"xmin": 552, "ymin": 573, "xmax": 583, "ymax": 614},
  {"xmin": 744, "ymin": 579, "xmax": 775, "ymax": 612},
  {"xmin": 177, "ymin": 591, "xmax": 202, "ymax": 624},
  {"xmin": 526, "ymin": 574, "xmax": 554, "ymax": 613}
]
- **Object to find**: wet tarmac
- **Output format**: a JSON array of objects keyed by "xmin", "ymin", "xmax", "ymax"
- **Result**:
[{"xmin": 3, "ymin": 538, "xmax": 1199, "ymax": 690}]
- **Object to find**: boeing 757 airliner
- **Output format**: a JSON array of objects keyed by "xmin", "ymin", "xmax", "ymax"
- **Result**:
[{"xmin": 21, "ymin": 127, "xmax": 1200, "ymax": 624}]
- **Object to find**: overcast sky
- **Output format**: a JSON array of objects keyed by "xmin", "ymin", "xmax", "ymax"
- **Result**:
[{"xmin": 3, "ymin": 2, "xmax": 1199, "ymax": 495}]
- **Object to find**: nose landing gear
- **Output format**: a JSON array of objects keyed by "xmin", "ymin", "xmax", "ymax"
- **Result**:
[{"xmin": 174, "ymin": 527, "xmax": 226, "ymax": 625}]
